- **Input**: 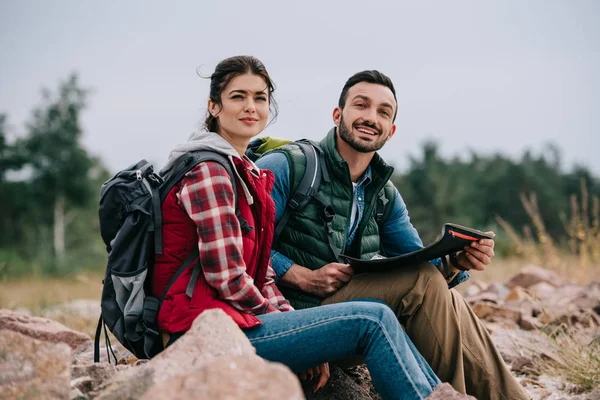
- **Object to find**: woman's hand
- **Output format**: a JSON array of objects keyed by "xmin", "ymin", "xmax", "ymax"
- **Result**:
[{"xmin": 298, "ymin": 362, "xmax": 330, "ymax": 393}]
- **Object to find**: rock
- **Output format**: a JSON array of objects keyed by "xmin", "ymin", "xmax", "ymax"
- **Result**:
[
  {"xmin": 344, "ymin": 364, "xmax": 380, "ymax": 400},
  {"xmin": 71, "ymin": 376, "xmax": 94, "ymax": 393},
  {"xmin": 303, "ymin": 364, "xmax": 372, "ymax": 400},
  {"xmin": 472, "ymin": 302, "xmax": 522, "ymax": 324},
  {"xmin": 529, "ymin": 281, "xmax": 560, "ymax": 301},
  {"xmin": 505, "ymin": 286, "xmax": 534, "ymax": 303},
  {"xmin": 0, "ymin": 308, "xmax": 92, "ymax": 350},
  {"xmin": 70, "ymin": 387, "xmax": 89, "ymax": 400},
  {"xmin": 520, "ymin": 374, "xmax": 600, "ymax": 400},
  {"xmin": 548, "ymin": 310, "xmax": 600, "ymax": 329},
  {"xmin": 464, "ymin": 280, "xmax": 488, "ymax": 298},
  {"xmin": 491, "ymin": 328, "xmax": 566, "ymax": 368},
  {"xmin": 142, "ymin": 354, "xmax": 303, "ymax": 400},
  {"xmin": 511, "ymin": 356, "xmax": 537, "ymax": 375},
  {"xmin": 71, "ymin": 363, "xmax": 117, "ymax": 394},
  {"xmin": 482, "ymin": 282, "xmax": 511, "ymax": 300},
  {"xmin": 426, "ymin": 383, "xmax": 476, "ymax": 399},
  {"xmin": 483, "ymin": 318, "xmax": 521, "ymax": 332},
  {"xmin": 0, "ymin": 329, "xmax": 71, "ymax": 399},
  {"xmin": 95, "ymin": 309, "xmax": 257, "ymax": 399},
  {"xmin": 506, "ymin": 265, "xmax": 564, "ymax": 289},
  {"xmin": 519, "ymin": 315, "xmax": 543, "ymax": 331},
  {"xmin": 72, "ymin": 340, "xmax": 122, "ymax": 366},
  {"xmin": 570, "ymin": 282, "xmax": 600, "ymax": 312},
  {"xmin": 465, "ymin": 291, "xmax": 502, "ymax": 305}
]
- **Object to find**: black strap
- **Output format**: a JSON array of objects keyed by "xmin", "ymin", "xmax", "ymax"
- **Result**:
[
  {"xmin": 161, "ymin": 248, "xmax": 200, "ymax": 303},
  {"xmin": 376, "ymin": 188, "xmax": 390, "ymax": 224},
  {"xmin": 312, "ymin": 192, "xmax": 343, "ymax": 263},
  {"xmin": 186, "ymin": 261, "xmax": 202, "ymax": 298},
  {"xmin": 152, "ymin": 184, "xmax": 163, "ymax": 254},
  {"xmin": 93, "ymin": 315, "xmax": 103, "ymax": 363},
  {"xmin": 143, "ymin": 327, "xmax": 159, "ymax": 359},
  {"xmin": 274, "ymin": 140, "xmax": 328, "ymax": 239},
  {"xmin": 103, "ymin": 320, "xmax": 118, "ymax": 364}
]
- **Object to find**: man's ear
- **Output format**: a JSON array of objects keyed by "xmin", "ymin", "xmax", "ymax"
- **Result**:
[
  {"xmin": 386, "ymin": 124, "xmax": 397, "ymax": 141},
  {"xmin": 332, "ymin": 107, "xmax": 342, "ymax": 126}
]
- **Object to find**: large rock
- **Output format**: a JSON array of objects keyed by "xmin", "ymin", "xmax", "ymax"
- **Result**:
[
  {"xmin": 482, "ymin": 282, "xmax": 511, "ymax": 299},
  {"xmin": 472, "ymin": 302, "xmax": 522, "ymax": 324},
  {"xmin": 142, "ymin": 354, "xmax": 303, "ymax": 400},
  {"xmin": 0, "ymin": 329, "xmax": 72, "ymax": 399},
  {"xmin": 95, "ymin": 309, "xmax": 261, "ymax": 399},
  {"xmin": 426, "ymin": 383, "xmax": 476, "ymax": 399},
  {"xmin": 0, "ymin": 308, "xmax": 92, "ymax": 350},
  {"xmin": 528, "ymin": 281, "xmax": 557, "ymax": 300},
  {"xmin": 491, "ymin": 327, "xmax": 566, "ymax": 368},
  {"xmin": 506, "ymin": 265, "xmax": 564, "ymax": 289}
]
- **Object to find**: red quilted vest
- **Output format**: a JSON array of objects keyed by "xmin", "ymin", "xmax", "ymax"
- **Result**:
[{"xmin": 150, "ymin": 158, "xmax": 276, "ymax": 333}]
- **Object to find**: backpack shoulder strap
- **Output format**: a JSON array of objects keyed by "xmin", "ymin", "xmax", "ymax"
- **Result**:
[
  {"xmin": 159, "ymin": 151, "xmax": 237, "ymax": 202},
  {"xmin": 274, "ymin": 140, "xmax": 330, "ymax": 238},
  {"xmin": 376, "ymin": 181, "xmax": 395, "ymax": 225}
]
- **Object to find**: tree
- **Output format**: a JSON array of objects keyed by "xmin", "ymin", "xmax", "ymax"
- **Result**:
[
  {"xmin": 23, "ymin": 74, "xmax": 93, "ymax": 260},
  {"xmin": 0, "ymin": 114, "xmax": 30, "ymax": 248}
]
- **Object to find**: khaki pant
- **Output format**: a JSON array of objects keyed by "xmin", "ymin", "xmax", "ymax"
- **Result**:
[{"xmin": 322, "ymin": 262, "xmax": 529, "ymax": 400}]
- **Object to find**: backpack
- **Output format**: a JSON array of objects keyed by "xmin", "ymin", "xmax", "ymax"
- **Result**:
[{"xmin": 95, "ymin": 151, "xmax": 246, "ymax": 363}]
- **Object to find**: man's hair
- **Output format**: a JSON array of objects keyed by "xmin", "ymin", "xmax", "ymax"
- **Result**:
[{"xmin": 338, "ymin": 70, "xmax": 398, "ymax": 121}]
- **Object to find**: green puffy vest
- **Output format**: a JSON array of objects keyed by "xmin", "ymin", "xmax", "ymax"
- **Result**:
[{"xmin": 273, "ymin": 128, "xmax": 395, "ymax": 309}]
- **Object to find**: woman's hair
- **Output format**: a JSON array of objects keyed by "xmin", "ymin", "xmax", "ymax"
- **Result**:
[{"xmin": 204, "ymin": 55, "xmax": 278, "ymax": 133}]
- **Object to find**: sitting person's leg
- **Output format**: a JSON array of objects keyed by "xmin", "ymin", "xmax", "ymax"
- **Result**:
[
  {"xmin": 322, "ymin": 262, "xmax": 529, "ymax": 400},
  {"xmin": 244, "ymin": 301, "xmax": 440, "ymax": 400}
]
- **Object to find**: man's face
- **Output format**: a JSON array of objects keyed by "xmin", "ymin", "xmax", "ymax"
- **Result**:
[{"xmin": 334, "ymin": 82, "xmax": 397, "ymax": 153}]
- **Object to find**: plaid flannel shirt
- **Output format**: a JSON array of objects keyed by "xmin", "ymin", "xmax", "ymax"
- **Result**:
[{"xmin": 178, "ymin": 157, "xmax": 293, "ymax": 315}]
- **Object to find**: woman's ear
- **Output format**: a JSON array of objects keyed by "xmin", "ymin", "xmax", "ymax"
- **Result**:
[{"xmin": 208, "ymin": 100, "xmax": 219, "ymax": 116}]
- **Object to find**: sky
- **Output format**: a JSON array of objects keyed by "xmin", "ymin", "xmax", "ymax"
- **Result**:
[{"xmin": 1, "ymin": 0, "xmax": 598, "ymax": 175}]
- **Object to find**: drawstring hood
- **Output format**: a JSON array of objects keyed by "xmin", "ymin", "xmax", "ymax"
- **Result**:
[{"xmin": 161, "ymin": 130, "xmax": 255, "ymax": 206}]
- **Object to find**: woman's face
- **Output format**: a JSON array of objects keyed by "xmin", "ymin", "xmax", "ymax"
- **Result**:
[{"xmin": 210, "ymin": 73, "xmax": 270, "ymax": 144}]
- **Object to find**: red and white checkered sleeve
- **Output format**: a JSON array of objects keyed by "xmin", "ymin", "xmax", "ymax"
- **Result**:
[
  {"xmin": 178, "ymin": 161, "xmax": 276, "ymax": 315},
  {"xmin": 261, "ymin": 260, "xmax": 294, "ymax": 312}
]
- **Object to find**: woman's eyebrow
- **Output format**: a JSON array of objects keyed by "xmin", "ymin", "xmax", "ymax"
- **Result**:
[{"xmin": 228, "ymin": 89, "xmax": 267, "ymax": 95}]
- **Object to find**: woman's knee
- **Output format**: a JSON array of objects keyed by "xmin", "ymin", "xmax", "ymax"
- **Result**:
[{"xmin": 349, "ymin": 301, "xmax": 398, "ymax": 327}]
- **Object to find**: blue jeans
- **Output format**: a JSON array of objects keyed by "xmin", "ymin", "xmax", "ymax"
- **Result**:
[{"xmin": 243, "ymin": 301, "xmax": 440, "ymax": 400}]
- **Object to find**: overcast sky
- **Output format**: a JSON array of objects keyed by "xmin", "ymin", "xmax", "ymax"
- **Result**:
[{"xmin": 1, "ymin": 0, "xmax": 598, "ymax": 175}]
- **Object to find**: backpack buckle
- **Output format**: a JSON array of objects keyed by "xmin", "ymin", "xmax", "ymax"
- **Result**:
[{"xmin": 147, "ymin": 173, "xmax": 163, "ymax": 187}]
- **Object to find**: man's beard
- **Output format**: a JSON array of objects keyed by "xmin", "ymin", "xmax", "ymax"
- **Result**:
[{"xmin": 338, "ymin": 115, "xmax": 389, "ymax": 153}]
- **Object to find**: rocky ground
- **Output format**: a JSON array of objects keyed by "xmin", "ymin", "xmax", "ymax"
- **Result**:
[{"xmin": 1, "ymin": 265, "xmax": 599, "ymax": 399}]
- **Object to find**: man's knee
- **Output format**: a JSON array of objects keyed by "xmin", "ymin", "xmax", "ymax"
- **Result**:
[{"xmin": 418, "ymin": 262, "xmax": 448, "ymax": 294}]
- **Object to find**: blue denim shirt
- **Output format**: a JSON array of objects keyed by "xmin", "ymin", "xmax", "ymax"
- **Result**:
[{"xmin": 256, "ymin": 152, "xmax": 469, "ymax": 289}]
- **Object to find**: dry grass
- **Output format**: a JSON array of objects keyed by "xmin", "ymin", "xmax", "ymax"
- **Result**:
[
  {"xmin": 494, "ymin": 178, "xmax": 600, "ymax": 286},
  {"xmin": 538, "ymin": 326, "xmax": 600, "ymax": 392},
  {"xmin": 0, "ymin": 272, "xmax": 103, "ymax": 311}
]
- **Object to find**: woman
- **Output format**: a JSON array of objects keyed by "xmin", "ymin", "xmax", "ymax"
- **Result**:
[{"xmin": 151, "ymin": 55, "xmax": 441, "ymax": 399}]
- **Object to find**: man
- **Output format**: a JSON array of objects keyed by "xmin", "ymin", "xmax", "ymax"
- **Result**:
[{"xmin": 256, "ymin": 70, "xmax": 529, "ymax": 400}]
